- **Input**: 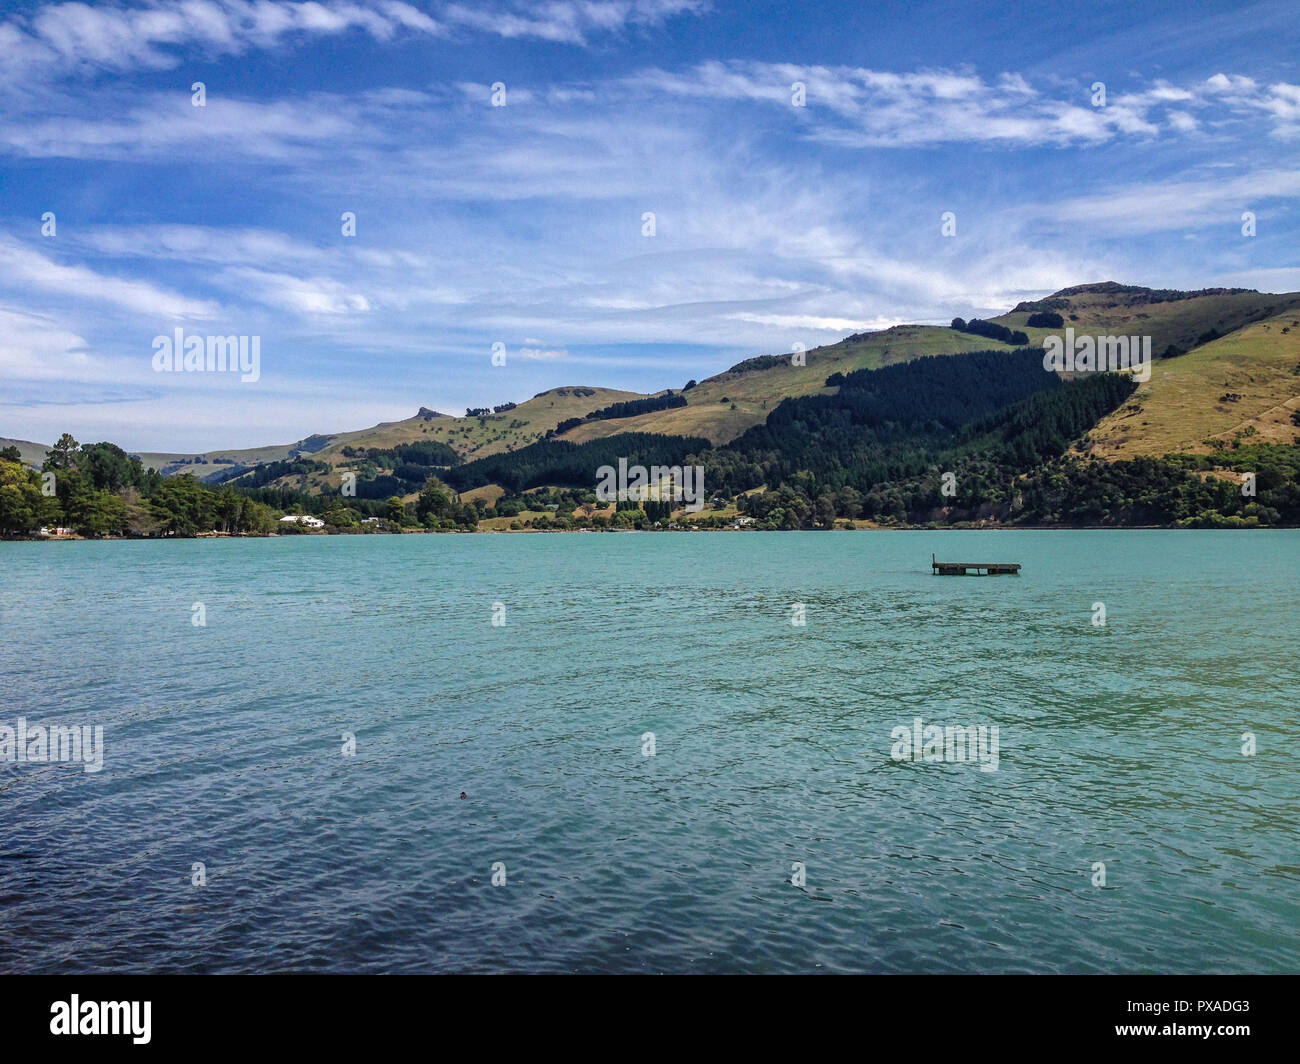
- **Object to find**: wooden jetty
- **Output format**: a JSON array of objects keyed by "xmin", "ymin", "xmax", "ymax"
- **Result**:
[{"xmin": 931, "ymin": 553, "xmax": 1021, "ymax": 576}]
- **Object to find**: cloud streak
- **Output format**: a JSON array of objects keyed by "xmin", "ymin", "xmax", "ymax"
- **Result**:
[{"xmin": 0, "ymin": 0, "xmax": 707, "ymax": 86}]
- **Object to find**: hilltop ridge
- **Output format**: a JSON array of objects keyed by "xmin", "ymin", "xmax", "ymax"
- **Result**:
[{"xmin": 8, "ymin": 282, "xmax": 1299, "ymax": 505}]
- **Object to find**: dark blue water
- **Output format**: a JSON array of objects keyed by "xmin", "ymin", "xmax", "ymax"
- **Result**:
[{"xmin": 1, "ymin": 530, "xmax": 1296, "ymax": 972}]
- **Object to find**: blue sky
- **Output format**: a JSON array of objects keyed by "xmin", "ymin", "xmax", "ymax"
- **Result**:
[{"xmin": 1, "ymin": 0, "xmax": 1297, "ymax": 451}]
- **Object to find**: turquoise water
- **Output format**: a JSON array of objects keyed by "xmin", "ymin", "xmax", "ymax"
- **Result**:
[{"xmin": 1, "ymin": 530, "xmax": 1296, "ymax": 973}]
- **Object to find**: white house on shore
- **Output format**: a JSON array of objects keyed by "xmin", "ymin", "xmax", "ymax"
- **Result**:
[{"xmin": 278, "ymin": 515, "xmax": 325, "ymax": 529}]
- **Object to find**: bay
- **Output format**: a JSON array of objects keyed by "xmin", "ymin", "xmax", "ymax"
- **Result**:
[{"xmin": 1, "ymin": 529, "xmax": 1296, "ymax": 973}]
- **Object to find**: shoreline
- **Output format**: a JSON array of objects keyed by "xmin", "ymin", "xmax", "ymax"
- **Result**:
[{"xmin": 5, "ymin": 522, "xmax": 1295, "ymax": 543}]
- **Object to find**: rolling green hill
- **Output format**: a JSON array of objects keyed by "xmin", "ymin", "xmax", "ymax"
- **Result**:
[
  {"xmin": 235, "ymin": 326, "xmax": 1025, "ymax": 496},
  {"xmin": 4, "ymin": 426, "xmax": 423, "ymax": 480},
  {"xmin": 1083, "ymin": 307, "xmax": 1300, "ymax": 458},
  {"xmin": 991, "ymin": 282, "xmax": 1300, "ymax": 355},
  {"xmin": 11, "ymin": 283, "xmax": 1300, "ymax": 514},
  {"xmin": 0, "ymin": 437, "xmax": 51, "ymax": 469},
  {"xmin": 286, "ymin": 281, "xmax": 1300, "ymax": 486}
]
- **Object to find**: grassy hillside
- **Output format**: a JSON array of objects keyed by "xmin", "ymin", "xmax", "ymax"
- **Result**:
[
  {"xmin": 12, "ymin": 282, "xmax": 1299, "ymax": 499},
  {"xmin": 1084, "ymin": 308, "xmax": 1300, "ymax": 459},
  {"xmin": 563, "ymin": 324, "xmax": 1011, "ymax": 447},
  {"xmin": 0, "ymin": 437, "xmax": 50, "ymax": 469},
  {"xmin": 135, "ymin": 438, "xmax": 330, "ymax": 481},
  {"xmin": 6, "ymin": 435, "xmax": 339, "ymax": 480},
  {"xmin": 991, "ymin": 282, "xmax": 1300, "ymax": 356},
  {"xmin": 320, "ymin": 387, "xmax": 642, "ymax": 460},
  {"xmin": 276, "ymin": 325, "xmax": 1019, "ymax": 495},
  {"xmin": 241, "ymin": 387, "xmax": 644, "ymax": 494},
  {"xmin": 238, "ymin": 324, "xmax": 1016, "ymax": 496},
  {"xmin": 466, "ymin": 286, "xmax": 1300, "ymax": 458}
]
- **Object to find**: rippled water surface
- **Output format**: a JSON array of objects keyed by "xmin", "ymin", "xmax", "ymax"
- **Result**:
[{"xmin": 1, "ymin": 530, "xmax": 1296, "ymax": 973}]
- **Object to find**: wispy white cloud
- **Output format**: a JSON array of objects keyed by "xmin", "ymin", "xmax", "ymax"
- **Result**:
[
  {"xmin": 724, "ymin": 313, "xmax": 902, "ymax": 332},
  {"xmin": 0, "ymin": 91, "xmax": 363, "ymax": 161},
  {"xmin": 0, "ymin": 306, "xmax": 104, "ymax": 383},
  {"xmin": 81, "ymin": 224, "xmax": 330, "ymax": 264},
  {"xmin": 443, "ymin": 0, "xmax": 705, "ymax": 45},
  {"xmin": 625, "ymin": 61, "xmax": 1300, "ymax": 145},
  {"xmin": 0, "ymin": 236, "xmax": 220, "ymax": 318},
  {"xmin": 219, "ymin": 267, "xmax": 371, "ymax": 314},
  {"xmin": 0, "ymin": 0, "xmax": 706, "ymax": 86},
  {"xmin": 1, "ymin": 1, "xmax": 443, "ymax": 83},
  {"xmin": 5, "ymin": 63, "xmax": 1295, "ymax": 174},
  {"xmin": 1040, "ymin": 168, "xmax": 1300, "ymax": 233}
]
